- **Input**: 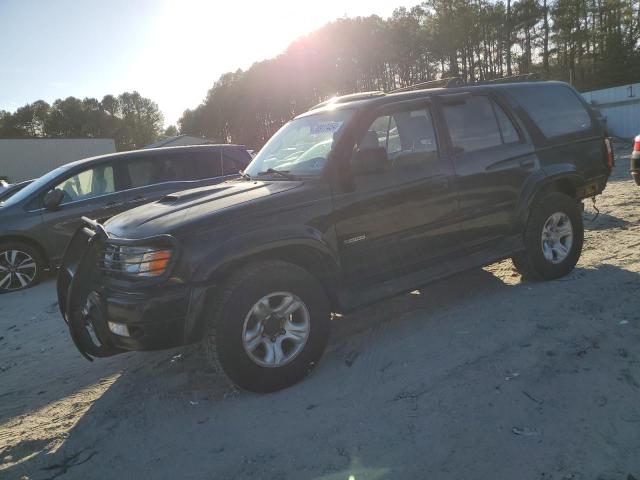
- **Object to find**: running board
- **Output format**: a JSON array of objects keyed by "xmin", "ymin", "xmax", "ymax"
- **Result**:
[{"xmin": 338, "ymin": 235, "xmax": 523, "ymax": 311}]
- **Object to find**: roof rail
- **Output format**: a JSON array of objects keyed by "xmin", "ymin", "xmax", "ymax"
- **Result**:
[
  {"xmin": 310, "ymin": 91, "xmax": 385, "ymax": 110},
  {"xmin": 388, "ymin": 77, "xmax": 462, "ymax": 93},
  {"xmin": 476, "ymin": 73, "xmax": 541, "ymax": 85}
]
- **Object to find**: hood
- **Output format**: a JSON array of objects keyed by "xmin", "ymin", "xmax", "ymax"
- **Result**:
[{"xmin": 105, "ymin": 179, "xmax": 301, "ymax": 239}]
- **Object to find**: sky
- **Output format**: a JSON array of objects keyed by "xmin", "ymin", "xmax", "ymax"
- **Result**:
[{"xmin": 0, "ymin": 0, "xmax": 415, "ymax": 127}]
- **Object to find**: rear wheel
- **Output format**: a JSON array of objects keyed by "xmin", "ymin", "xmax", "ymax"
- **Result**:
[
  {"xmin": 203, "ymin": 260, "xmax": 331, "ymax": 392},
  {"xmin": 0, "ymin": 242, "xmax": 44, "ymax": 293},
  {"xmin": 512, "ymin": 192, "xmax": 583, "ymax": 281}
]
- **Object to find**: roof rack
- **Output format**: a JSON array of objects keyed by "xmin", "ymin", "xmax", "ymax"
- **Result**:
[
  {"xmin": 388, "ymin": 77, "xmax": 462, "ymax": 93},
  {"xmin": 475, "ymin": 73, "xmax": 541, "ymax": 85},
  {"xmin": 308, "ymin": 74, "xmax": 543, "ymax": 111},
  {"xmin": 310, "ymin": 91, "xmax": 386, "ymax": 110}
]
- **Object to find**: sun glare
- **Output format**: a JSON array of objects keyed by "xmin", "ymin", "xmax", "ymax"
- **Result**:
[
  {"xmin": 129, "ymin": 0, "xmax": 409, "ymax": 126},
  {"xmin": 133, "ymin": 0, "xmax": 340, "ymax": 125}
]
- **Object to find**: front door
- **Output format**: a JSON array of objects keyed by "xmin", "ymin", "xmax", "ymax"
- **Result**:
[
  {"xmin": 332, "ymin": 101, "xmax": 458, "ymax": 286},
  {"xmin": 39, "ymin": 162, "xmax": 126, "ymax": 264}
]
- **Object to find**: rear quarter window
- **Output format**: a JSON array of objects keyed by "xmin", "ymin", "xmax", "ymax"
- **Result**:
[
  {"xmin": 509, "ymin": 85, "xmax": 592, "ymax": 138},
  {"xmin": 443, "ymin": 96, "xmax": 507, "ymax": 152}
]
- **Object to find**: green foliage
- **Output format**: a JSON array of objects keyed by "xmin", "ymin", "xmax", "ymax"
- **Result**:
[
  {"xmin": 0, "ymin": 92, "xmax": 164, "ymax": 151},
  {"xmin": 180, "ymin": 0, "xmax": 640, "ymax": 148},
  {"xmin": 163, "ymin": 125, "xmax": 179, "ymax": 137}
]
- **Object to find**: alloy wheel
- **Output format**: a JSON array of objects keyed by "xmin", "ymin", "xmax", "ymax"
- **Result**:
[
  {"xmin": 541, "ymin": 212, "xmax": 573, "ymax": 264},
  {"xmin": 241, "ymin": 291, "xmax": 311, "ymax": 368},
  {"xmin": 0, "ymin": 249, "xmax": 37, "ymax": 291}
]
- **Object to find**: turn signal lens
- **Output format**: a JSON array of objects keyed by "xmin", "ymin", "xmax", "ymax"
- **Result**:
[{"xmin": 138, "ymin": 250, "xmax": 172, "ymax": 277}]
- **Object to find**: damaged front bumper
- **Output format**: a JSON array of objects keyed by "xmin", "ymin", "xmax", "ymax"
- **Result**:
[{"xmin": 57, "ymin": 217, "xmax": 209, "ymax": 361}]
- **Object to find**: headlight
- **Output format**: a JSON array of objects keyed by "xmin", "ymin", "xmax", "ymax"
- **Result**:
[{"xmin": 102, "ymin": 245, "xmax": 173, "ymax": 278}]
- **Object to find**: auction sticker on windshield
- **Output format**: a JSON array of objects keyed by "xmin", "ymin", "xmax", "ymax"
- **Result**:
[{"xmin": 310, "ymin": 121, "xmax": 343, "ymax": 136}]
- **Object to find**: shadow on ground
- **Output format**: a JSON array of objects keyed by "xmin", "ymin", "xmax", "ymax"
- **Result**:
[
  {"xmin": 4, "ymin": 262, "xmax": 640, "ymax": 479},
  {"xmin": 583, "ymin": 211, "xmax": 630, "ymax": 231}
]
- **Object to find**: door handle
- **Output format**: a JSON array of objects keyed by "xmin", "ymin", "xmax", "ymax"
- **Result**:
[
  {"xmin": 129, "ymin": 196, "xmax": 147, "ymax": 204},
  {"xmin": 102, "ymin": 201, "xmax": 120, "ymax": 209}
]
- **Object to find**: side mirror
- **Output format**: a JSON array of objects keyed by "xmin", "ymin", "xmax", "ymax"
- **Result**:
[
  {"xmin": 351, "ymin": 147, "xmax": 389, "ymax": 175},
  {"xmin": 43, "ymin": 189, "xmax": 64, "ymax": 211}
]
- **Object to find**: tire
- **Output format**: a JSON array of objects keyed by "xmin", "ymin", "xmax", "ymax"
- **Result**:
[
  {"xmin": 203, "ymin": 260, "xmax": 331, "ymax": 393},
  {"xmin": 0, "ymin": 242, "xmax": 44, "ymax": 293},
  {"xmin": 512, "ymin": 192, "xmax": 583, "ymax": 281}
]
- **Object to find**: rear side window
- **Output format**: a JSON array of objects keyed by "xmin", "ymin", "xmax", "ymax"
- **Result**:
[
  {"xmin": 127, "ymin": 158, "xmax": 158, "ymax": 188},
  {"xmin": 443, "ymin": 96, "xmax": 521, "ymax": 152},
  {"xmin": 494, "ymin": 104, "xmax": 520, "ymax": 144},
  {"xmin": 510, "ymin": 85, "xmax": 591, "ymax": 137},
  {"xmin": 222, "ymin": 155, "xmax": 241, "ymax": 175},
  {"xmin": 187, "ymin": 152, "xmax": 223, "ymax": 179},
  {"xmin": 126, "ymin": 152, "xmax": 222, "ymax": 188}
]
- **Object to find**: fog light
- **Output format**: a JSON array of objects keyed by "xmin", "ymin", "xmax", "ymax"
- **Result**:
[{"xmin": 108, "ymin": 321, "xmax": 130, "ymax": 337}]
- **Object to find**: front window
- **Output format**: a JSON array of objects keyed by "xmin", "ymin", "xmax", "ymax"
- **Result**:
[
  {"xmin": 244, "ymin": 109, "xmax": 354, "ymax": 178},
  {"xmin": 54, "ymin": 165, "xmax": 115, "ymax": 204}
]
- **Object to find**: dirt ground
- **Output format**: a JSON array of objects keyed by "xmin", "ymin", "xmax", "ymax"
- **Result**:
[{"xmin": 1, "ymin": 142, "xmax": 639, "ymax": 480}]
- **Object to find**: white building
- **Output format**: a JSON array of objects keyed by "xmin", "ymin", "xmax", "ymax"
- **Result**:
[
  {"xmin": 582, "ymin": 83, "xmax": 640, "ymax": 139},
  {"xmin": 0, "ymin": 138, "xmax": 116, "ymax": 182}
]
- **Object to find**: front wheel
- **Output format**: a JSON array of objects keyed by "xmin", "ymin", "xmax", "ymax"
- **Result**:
[
  {"xmin": 512, "ymin": 192, "xmax": 584, "ymax": 281},
  {"xmin": 204, "ymin": 260, "xmax": 331, "ymax": 392},
  {"xmin": 0, "ymin": 242, "xmax": 44, "ymax": 293}
]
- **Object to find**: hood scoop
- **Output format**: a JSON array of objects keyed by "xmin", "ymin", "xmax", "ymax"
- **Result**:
[
  {"xmin": 158, "ymin": 182, "xmax": 266, "ymax": 206},
  {"xmin": 159, "ymin": 185, "xmax": 234, "ymax": 204}
]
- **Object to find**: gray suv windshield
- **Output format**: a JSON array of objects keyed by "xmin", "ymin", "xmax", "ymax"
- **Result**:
[{"xmin": 0, "ymin": 165, "xmax": 71, "ymax": 208}]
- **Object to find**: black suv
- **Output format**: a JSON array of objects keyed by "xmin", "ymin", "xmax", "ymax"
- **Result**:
[
  {"xmin": 0, "ymin": 144, "xmax": 250, "ymax": 292},
  {"xmin": 58, "ymin": 81, "xmax": 612, "ymax": 392}
]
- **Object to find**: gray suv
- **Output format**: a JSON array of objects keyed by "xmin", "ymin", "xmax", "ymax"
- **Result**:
[{"xmin": 0, "ymin": 144, "xmax": 251, "ymax": 292}]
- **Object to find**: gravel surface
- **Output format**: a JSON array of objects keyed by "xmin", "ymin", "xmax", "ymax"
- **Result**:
[{"xmin": 1, "ymin": 142, "xmax": 639, "ymax": 480}]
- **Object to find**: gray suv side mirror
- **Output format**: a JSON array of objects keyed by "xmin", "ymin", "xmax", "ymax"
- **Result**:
[
  {"xmin": 351, "ymin": 147, "xmax": 389, "ymax": 175},
  {"xmin": 43, "ymin": 188, "xmax": 65, "ymax": 211}
]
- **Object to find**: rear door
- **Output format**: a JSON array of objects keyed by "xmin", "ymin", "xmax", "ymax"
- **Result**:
[
  {"xmin": 333, "ymin": 100, "xmax": 458, "ymax": 284},
  {"xmin": 440, "ymin": 93, "xmax": 536, "ymax": 243}
]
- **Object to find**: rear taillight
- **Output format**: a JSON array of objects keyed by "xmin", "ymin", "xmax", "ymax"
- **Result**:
[
  {"xmin": 634, "ymin": 135, "xmax": 640, "ymax": 152},
  {"xmin": 604, "ymin": 137, "xmax": 614, "ymax": 168}
]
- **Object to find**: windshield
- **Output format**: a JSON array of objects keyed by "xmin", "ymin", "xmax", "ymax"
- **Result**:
[
  {"xmin": 244, "ymin": 108, "xmax": 354, "ymax": 177},
  {"xmin": 0, "ymin": 165, "xmax": 71, "ymax": 208},
  {"xmin": 0, "ymin": 181, "xmax": 32, "ymax": 202}
]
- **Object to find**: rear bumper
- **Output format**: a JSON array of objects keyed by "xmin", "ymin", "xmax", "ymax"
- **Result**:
[
  {"xmin": 575, "ymin": 173, "xmax": 609, "ymax": 199},
  {"xmin": 57, "ymin": 217, "xmax": 211, "ymax": 360}
]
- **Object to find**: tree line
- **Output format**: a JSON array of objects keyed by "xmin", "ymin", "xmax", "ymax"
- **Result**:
[
  {"xmin": 180, "ymin": 0, "xmax": 640, "ymax": 148},
  {"xmin": 0, "ymin": 92, "xmax": 167, "ymax": 151},
  {"xmin": 2, "ymin": 0, "xmax": 638, "ymax": 151}
]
